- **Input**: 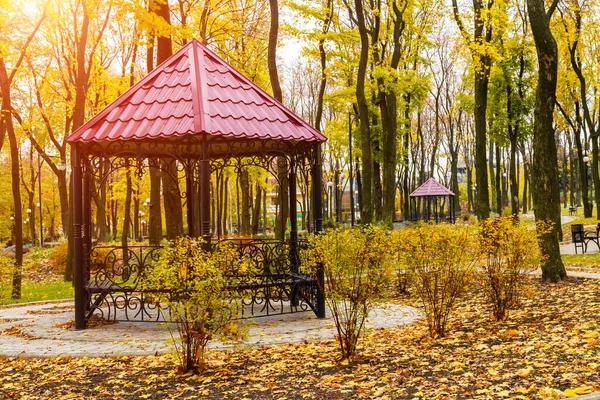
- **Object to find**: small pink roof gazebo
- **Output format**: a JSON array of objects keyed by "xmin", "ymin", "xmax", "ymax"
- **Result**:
[
  {"xmin": 67, "ymin": 39, "xmax": 327, "ymax": 329},
  {"xmin": 409, "ymin": 178, "xmax": 455, "ymax": 223}
]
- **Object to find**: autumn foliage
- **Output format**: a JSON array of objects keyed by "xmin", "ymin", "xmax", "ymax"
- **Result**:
[
  {"xmin": 303, "ymin": 226, "xmax": 393, "ymax": 359},
  {"xmin": 142, "ymin": 237, "xmax": 245, "ymax": 373},
  {"xmin": 394, "ymin": 223, "xmax": 478, "ymax": 338},
  {"xmin": 478, "ymin": 217, "xmax": 543, "ymax": 321}
]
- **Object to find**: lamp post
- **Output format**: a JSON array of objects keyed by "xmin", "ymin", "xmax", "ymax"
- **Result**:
[
  {"xmin": 9, "ymin": 215, "xmax": 14, "ymax": 245},
  {"xmin": 138, "ymin": 210, "xmax": 145, "ymax": 240},
  {"xmin": 26, "ymin": 209, "xmax": 32, "ymax": 244},
  {"xmin": 339, "ymin": 172, "xmax": 346, "ymax": 224},
  {"xmin": 38, "ymin": 155, "xmax": 67, "ymax": 247},
  {"xmin": 326, "ymin": 181, "xmax": 334, "ymax": 221},
  {"xmin": 475, "ymin": 185, "xmax": 479, "ymax": 215},
  {"xmin": 348, "ymin": 112, "xmax": 358, "ymax": 227},
  {"xmin": 584, "ymin": 152, "xmax": 591, "ymax": 214}
]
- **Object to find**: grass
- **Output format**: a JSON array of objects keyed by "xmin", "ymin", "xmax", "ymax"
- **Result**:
[
  {"xmin": 0, "ymin": 280, "xmax": 73, "ymax": 305},
  {"xmin": 562, "ymin": 253, "xmax": 600, "ymax": 269}
]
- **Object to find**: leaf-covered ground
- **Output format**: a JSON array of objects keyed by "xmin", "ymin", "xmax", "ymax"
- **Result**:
[{"xmin": 1, "ymin": 277, "xmax": 599, "ymax": 399}]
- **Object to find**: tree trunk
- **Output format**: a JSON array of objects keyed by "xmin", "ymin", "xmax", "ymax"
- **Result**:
[
  {"xmin": 354, "ymin": 0, "xmax": 372, "ymax": 224},
  {"xmin": 267, "ymin": 0, "xmax": 289, "ymax": 238},
  {"xmin": 96, "ymin": 159, "xmax": 108, "ymax": 241},
  {"xmin": 162, "ymin": 160, "xmax": 183, "ymax": 240},
  {"xmin": 527, "ymin": 0, "xmax": 566, "ymax": 282},
  {"xmin": 240, "ymin": 169, "xmax": 250, "ymax": 235},
  {"xmin": 252, "ymin": 183, "xmax": 262, "ymax": 234},
  {"xmin": 0, "ymin": 58, "xmax": 24, "ymax": 298},
  {"xmin": 495, "ymin": 144, "xmax": 502, "ymax": 214}
]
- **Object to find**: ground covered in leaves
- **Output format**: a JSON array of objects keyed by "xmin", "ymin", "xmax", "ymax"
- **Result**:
[{"xmin": 1, "ymin": 277, "xmax": 599, "ymax": 399}]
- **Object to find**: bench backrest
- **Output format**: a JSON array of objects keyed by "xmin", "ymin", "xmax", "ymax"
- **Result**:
[{"xmin": 572, "ymin": 224, "xmax": 585, "ymax": 243}]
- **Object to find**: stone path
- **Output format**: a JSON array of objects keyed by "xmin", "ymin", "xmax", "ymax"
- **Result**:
[{"xmin": 0, "ymin": 301, "xmax": 420, "ymax": 358}]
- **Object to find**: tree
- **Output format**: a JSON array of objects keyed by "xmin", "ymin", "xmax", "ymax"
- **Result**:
[
  {"xmin": 527, "ymin": 0, "xmax": 566, "ymax": 282},
  {"xmin": 0, "ymin": 2, "xmax": 45, "ymax": 297},
  {"xmin": 452, "ymin": 0, "xmax": 494, "ymax": 220}
]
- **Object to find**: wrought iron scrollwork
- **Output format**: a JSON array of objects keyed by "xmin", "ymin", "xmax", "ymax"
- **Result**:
[{"xmin": 85, "ymin": 240, "xmax": 319, "ymax": 323}]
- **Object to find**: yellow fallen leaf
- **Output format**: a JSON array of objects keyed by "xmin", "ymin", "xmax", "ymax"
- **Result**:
[
  {"xmin": 514, "ymin": 386, "xmax": 529, "ymax": 394},
  {"xmin": 506, "ymin": 329, "xmax": 519, "ymax": 338},
  {"xmin": 582, "ymin": 331, "xmax": 598, "ymax": 339},
  {"xmin": 517, "ymin": 367, "xmax": 533, "ymax": 377},
  {"xmin": 574, "ymin": 386, "xmax": 594, "ymax": 395},
  {"xmin": 564, "ymin": 389, "xmax": 578, "ymax": 398}
]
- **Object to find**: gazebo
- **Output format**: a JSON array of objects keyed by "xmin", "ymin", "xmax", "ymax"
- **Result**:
[
  {"xmin": 67, "ymin": 39, "xmax": 327, "ymax": 329},
  {"xmin": 409, "ymin": 178, "xmax": 456, "ymax": 223}
]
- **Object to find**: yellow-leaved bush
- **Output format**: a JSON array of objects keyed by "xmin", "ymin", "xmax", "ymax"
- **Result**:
[
  {"xmin": 142, "ymin": 237, "xmax": 246, "ymax": 373},
  {"xmin": 0, "ymin": 254, "xmax": 14, "ymax": 302},
  {"xmin": 478, "ymin": 217, "xmax": 544, "ymax": 321},
  {"xmin": 302, "ymin": 226, "xmax": 393, "ymax": 359},
  {"xmin": 394, "ymin": 223, "xmax": 478, "ymax": 338}
]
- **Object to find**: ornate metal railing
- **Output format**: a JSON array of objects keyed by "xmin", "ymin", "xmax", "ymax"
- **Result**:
[
  {"xmin": 220, "ymin": 239, "xmax": 317, "ymax": 317},
  {"xmin": 84, "ymin": 239, "xmax": 318, "ymax": 323}
]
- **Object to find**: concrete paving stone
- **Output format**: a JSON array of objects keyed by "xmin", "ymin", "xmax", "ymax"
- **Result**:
[{"xmin": 0, "ymin": 300, "xmax": 421, "ymax": 358}]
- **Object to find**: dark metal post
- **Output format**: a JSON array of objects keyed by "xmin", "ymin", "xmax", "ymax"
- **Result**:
[
  {"xmin": 334, "ymin": 168, "xmax": 340, "ymax": 224},
  {"xmin": 312, "ymin": 144, "xmax": 325, "ymax": 318},
  {"xmin": 72, "ymin": 146, "xmax": 86, "ymax": 329},
  {"xmin": 289, "ymin": 158, "xmax": 299, "ymax": 307},
  {"xmin": 200, "ymin": 136, "xmax": 211, "ymax": 251},
  {"xmin": 186, "ymin": 161, "xmax": 195, "ymax": 237},
  {"xmin": 348, "ymin": 112, "xmax": 355, "ymax": 227},
  {"xmin": 289, "ymin": 158, "xmax": 298, "ymax": 272},
  {"xmin": 38, "ymin": 154, "xmax": 43, "ymax": 247},
  {"xmin": 82, "ymin": 159, "xmax": 92, "ymax": 284}
]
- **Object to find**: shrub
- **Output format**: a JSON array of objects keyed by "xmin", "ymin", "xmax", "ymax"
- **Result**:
[
  {"xmin": 303, "ymin": 226, "xmax": 392, "ymax": 359},
  {"xmin": 142, "ymin": 237, "xmax": 245, "ymax": 373},
  {"xmin": 0, "ymin": 254, "xmax": 14, "ymax": 302},
  {"xmin": 48, "ymin": 242, "xmax": 68, "ymax": 273},
  {"xmin": 395, "ymin": 223, "xmax": 477, "ymax": 338},
  {"xmin": 479, "ymin": 217, "xmax": 543, "ymax": 321}
]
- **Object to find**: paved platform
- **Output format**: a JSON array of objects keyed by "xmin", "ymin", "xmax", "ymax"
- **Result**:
[{"xmin": 0, "ymin": 301, "xmax": 420, "ymax": 358}]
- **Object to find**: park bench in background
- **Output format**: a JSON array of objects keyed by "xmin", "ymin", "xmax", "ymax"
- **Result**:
[
  {"xmin": 584, "ymin": 223, "xmax": 600, "ymax": 253},
  {"xmin": 572, "ymin": 224, "xmax": 586, "ymax": 254},
  {"xmin": 569, "ymin": 205, "xmax": 578, "ymax": 215}
]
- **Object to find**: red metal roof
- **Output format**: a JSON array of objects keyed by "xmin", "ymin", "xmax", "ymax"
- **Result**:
[
  {"xmin": 67, "ymin": 39, "xmax": 326, "ymax": 146},
  {"xmin": 409, "ymin": 178, "xmax": 455, "ymax": 197}
]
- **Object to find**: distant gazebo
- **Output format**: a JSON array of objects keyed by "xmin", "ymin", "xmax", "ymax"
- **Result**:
[{"xmin": 409, "ymin": 178, "xmax": 455, "ymax": 223}]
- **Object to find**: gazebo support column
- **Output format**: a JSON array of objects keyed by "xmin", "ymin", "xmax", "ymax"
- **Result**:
[
  {"xmin": 289, "ymin": 158, "xmax": 299, "ymax": 306},
  {"xmin": 72, "ymin": 146, "xmax": 86, "ymax": 329},
  {"xmin": 200, "ymin": 137, "xmax": 211, "ymax": 251},
  {"xmin": 186, "ymin": 161, "xmax": 195, "ymax": 237},
  {"xmin": 82, "ymin": 158, "xmax": 92, "ymax": 286},
  {"xmin": 312, "ymin": 144, "xmax": 325, "ymax": 318}
]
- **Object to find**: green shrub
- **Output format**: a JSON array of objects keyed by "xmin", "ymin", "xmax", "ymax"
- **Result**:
[
  {"xmin": 395, "ymin": 223, "xmax": 477, "ymax": 338},
  {"xmin": 142, "ymin": 237, "xmax": 245, "ymax": 373},
  {"xmin": 479, "ymin": 217, "xmax": 543, "ymax": 321},
  {"xmin": 303, "ymin": 226, "xmax": 393, "ymax": 359}
]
